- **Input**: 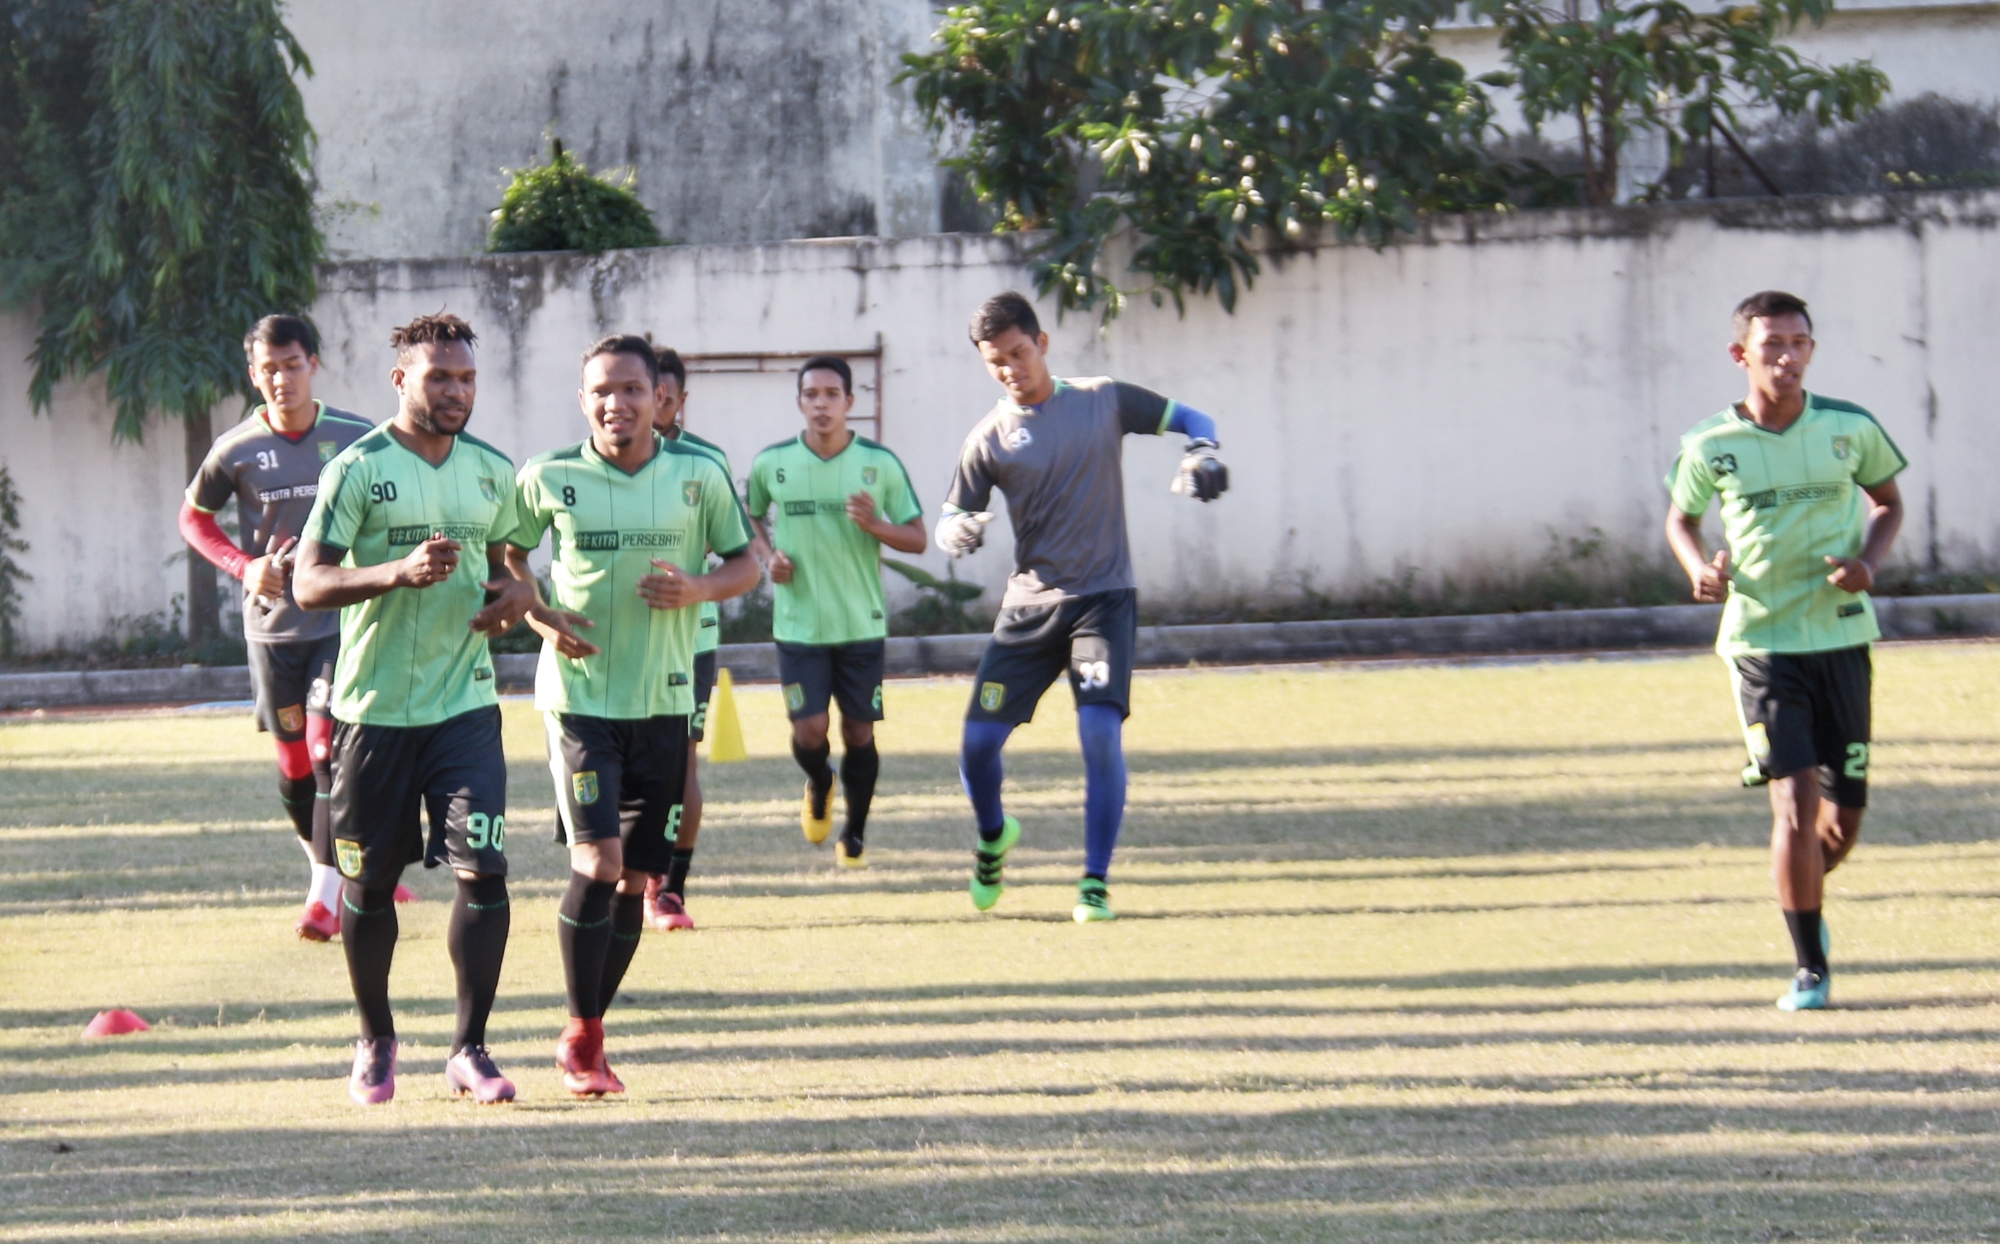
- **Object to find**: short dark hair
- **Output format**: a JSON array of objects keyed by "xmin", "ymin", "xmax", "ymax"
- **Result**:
[
  {"xmin": 1732, "ymin": 290, "xmax": 1812, "ymax": 342},
  {"xmin": 654, "ymin": 345, "xmax": 687, "ymax": 391},
  {"xmin": 797, "ymin": 354, "xmax": 852, "ymax": 395},
  {"xmin": 389, "ymin": 312, "xmax": 477, "ymax": 364},
  {"xmin": 969, "ymin": 291, "xmax": 1040, "ymax": 344},
  {"xmin": 243, "ymin": 314, "xmax": 317, "ymax": 361},
  {"xmin": 582, "ymin": 333, "xmax": 660, "ymax": 385}
]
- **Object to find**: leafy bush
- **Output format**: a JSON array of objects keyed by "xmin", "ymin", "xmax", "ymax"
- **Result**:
[
  {"xmin": 884, "ymin": 559, "xmax": 987, "ymax": 635},
  {"xmin": 1720, "ymin": 94, "xmax": 2000, "ymax": 196},
  {"xmin": 487, "ymin": 139, "xmax": 663, "ymax": 254}
]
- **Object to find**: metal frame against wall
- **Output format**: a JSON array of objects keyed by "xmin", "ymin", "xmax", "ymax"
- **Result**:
[{"xmin": 679, "ymin": 334, "xmax": 885, "ymax": 440}]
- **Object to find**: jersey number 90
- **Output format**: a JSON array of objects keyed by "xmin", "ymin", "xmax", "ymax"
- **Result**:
[{"xmin": 370, "ymin": 481, "xmax": 398, "ymax": 503}]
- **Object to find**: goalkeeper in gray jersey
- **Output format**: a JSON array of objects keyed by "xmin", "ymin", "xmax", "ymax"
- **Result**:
[{"xmin": 938, "ymin": 291, "xmax": 1227, "ymax": 923}]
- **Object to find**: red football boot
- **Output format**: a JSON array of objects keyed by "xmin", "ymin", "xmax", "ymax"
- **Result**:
[
  {"xmin": 555, "ymin": 1018, "xmax": 620, "ymax": 1097},
  {"xmin": 295, "ymin": 900, "xmax": 340, "ymax": 942}
]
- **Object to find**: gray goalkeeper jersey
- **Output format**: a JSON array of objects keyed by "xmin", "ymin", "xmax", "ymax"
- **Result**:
[
  {"xmin": 187, "ymin": 402, "xmax": 373, "ymax": 643},
  {"xmin": 944, "ymin": 376, "xmax": 1174, "ymax": 608}
]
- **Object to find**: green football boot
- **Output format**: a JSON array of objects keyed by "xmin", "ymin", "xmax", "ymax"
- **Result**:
[
  {"xmin": 1072, "ymin": 878, "xmax": 1116, "ymax": 923},
  {"xmin": 1776, "ymin": 968, "xmax": 1831, "ymax": 1012},
  {"xmin": 968, "ymin": 815, "xmax": 1021, "ymax": 912}
]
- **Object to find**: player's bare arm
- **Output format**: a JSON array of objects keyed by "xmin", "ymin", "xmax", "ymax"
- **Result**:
[
  {"xmin": 294, "ymin": 532, "xmax": 461, "ymax": 609},
  {"xmin": 845, "ymin": 491, "xmax": 928, "ymax": 554},
  {"xmin": 500, "ymin": 545, "xmax": 599, "ymax": 658},
  {"xmin": 1825, "ymin": 477, "xmax": 1904, "ymax": 593},
  {"xmin": 637, "ymin": 549, "xmax": 759, "ymax": 609},
  {"xmin": 1664, "ymin": 510, "xmax": 1731, "ymax": 603},
  {"xmin": 470, "ymin": 544, "xmax": 541, "ymax": 636}
]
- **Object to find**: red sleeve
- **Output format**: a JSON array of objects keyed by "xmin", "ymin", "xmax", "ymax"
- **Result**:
[{"xmin": 179, "ymin": 500, "xmax": 249, "ymax": 579}]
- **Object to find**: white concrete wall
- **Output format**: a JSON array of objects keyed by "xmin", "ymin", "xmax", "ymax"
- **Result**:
[
  {"xmin": 293, "ymin": 0, "xmax": 943, "ymax": 261},
  {"xmin": 4, "ymin": 192, "xmax": 1998, "ymax": 649}
]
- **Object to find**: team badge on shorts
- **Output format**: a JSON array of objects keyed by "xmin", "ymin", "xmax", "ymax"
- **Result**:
[
  {"xmin": 979, "ymin": 681, "xmax": 1006, "ymax": 712},
  {"xmin": 335, "ymin": 839, "xmax": 363, "ymax": 878},
  {"xmin": 683, "ymin": 480, "xmax": 703, "ymax": 507},
  {"xmin": 784, "ymin": 683, "xmax": 806, "ymax": 712},
  {"xmin": 572, "ymin": 771, "xmax": 600, "ymax": 806},
  {"xmin": 1743, "ymin": 721, "xmax": 1772, "ymax": 760},
  {"xmin": 276, "ymin": 703, "xmax": 305, "ymax": 734}
]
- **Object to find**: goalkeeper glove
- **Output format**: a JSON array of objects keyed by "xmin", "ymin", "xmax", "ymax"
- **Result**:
[
  {"xmin": 935, "ymin": 510, "xmax": 993, "ymax": 557},
  {"xmin": 1171, "ymin": 438, "xmax": 1228, "ymax": 502}
]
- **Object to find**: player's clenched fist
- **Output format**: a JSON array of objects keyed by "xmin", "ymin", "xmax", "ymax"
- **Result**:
[
  {"xmin": 1690, "ymin": 548, "xmax": 1731, "ymax": 603},
  {"xmin": 767, "ymin": 549, "xmax": 797, "ymax": 585},
  {"xmin": 397, "ymin": 532, "xmax": 460, "ymax": 588},
  {"xmin": 639, "ymin": 559, "xmax": 703, "ymax": 608},
  {"xmin": 244, "ymin": 537, "xmax": 297, "ymax": 599},
  {"xmin": 934, "ymin": 510, "xmax": 992, "ymax": 558}
]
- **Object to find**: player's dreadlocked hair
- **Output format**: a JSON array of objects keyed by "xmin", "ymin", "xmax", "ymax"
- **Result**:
[
  {"xmin": 968, "ymin": 291, "xmax": 1040, "ymax": 345},
  {"xmin": 582, "ymin": 334, "xmax": 660, "ymax": 384},
  {"xmin": 389, "ymin": 312, "xmax": 478, "ymax": 363},
  {"xmin": 1732, "ymin": 291, "xmax": 1812, "ymax": 343}
]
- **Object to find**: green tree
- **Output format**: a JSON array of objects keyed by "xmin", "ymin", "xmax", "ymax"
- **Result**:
[
  {"xmin": 0, "ymin": 0, "xmax": 320, "ymax": 651},
  {"xmin": 902, "ymin": 0, "xmax": 1515, "ymax": 318},
  {"xmin": 1474, "ymin": 0, "xmax": 1889, "ymax": 205},
  {"xmin": 487, "ymin": 138, "xmax": 664, "ymax": 254}
]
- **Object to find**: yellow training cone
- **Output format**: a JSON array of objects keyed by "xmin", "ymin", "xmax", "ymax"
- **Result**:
[{"xmin": 706, "ymin": 667, "xmax": 748, "ymax": 763}]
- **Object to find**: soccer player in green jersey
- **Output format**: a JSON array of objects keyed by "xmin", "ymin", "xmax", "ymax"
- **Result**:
[
  {"xmin": 295, "ymin": 313, "xmax": 541, "ymax": 1105},
  {"xmin": 940, "ymin": 292, "xmax": 1227, "ymax": 923},
  {"xmin": 746, "ymin": 357, "xmax": 927, "ymax": 865},
  {"xmin": 507, "ymin": 335, "xmax": 757, "ymax": 1095},
  {"xmin": 180, "ymin": 315, "xmax": 374, "ymax": 942},
  {"xmin": 1665, "ymin": 290, "xmax": 1907, "ymax": 1012},
  {"xmin": 640, "ymin": 345, "xmax": 762, "ymax": 931}
]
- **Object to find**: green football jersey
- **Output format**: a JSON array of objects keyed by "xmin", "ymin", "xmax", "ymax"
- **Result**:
[
  {"xmin": 302, "ymin": 425, "xmax": 520, "ymax": 727},
  {"xmin": 668, "ymin": 427, "xmax": 739, "ymax": 656},
  {"xmin": 1667, "ymin": 393, "xmax": 1907, "ymax": 657},
  {"xmin": 747, "ymin": 433, "xmax": 922, "ymax": 645},
  {"xmin": 512, "ymin": 434, "xmax": 752, "ymax": 718}
]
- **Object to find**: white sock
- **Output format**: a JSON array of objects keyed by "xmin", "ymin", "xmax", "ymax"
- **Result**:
[{"xmin": 310, "ymin": 862, "xmax": 344, "ymax": 911}]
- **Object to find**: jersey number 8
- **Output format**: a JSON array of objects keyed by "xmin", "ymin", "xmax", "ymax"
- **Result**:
[
  {"xmin": 561, "ymin": 485, "xmax": 576, "ymax": 507},
  {"xmin": 369, "ymin": 481, "xmax": 398, "ymax": 503}
]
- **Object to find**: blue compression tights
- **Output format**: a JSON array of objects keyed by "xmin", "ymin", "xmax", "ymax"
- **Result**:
[{"xmin": 960, "ymin": 703, "xmax": 1127, "ymax": 879}]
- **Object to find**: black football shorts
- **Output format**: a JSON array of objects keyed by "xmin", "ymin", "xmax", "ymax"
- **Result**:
[
  {"xmin": 328, "ymin": 706, "xmax": 509, "ymax": 887},
  {"xmin": 544, "ymin": 712, "xmax": 690, "ymax": 874},
  {"xmin": 1730, "ymin": 644, "xmax": 1872, "ymax": 808},
  {"xmin": 690, "ymin": 650, "xmax": 719, "ymax": 744},
  {"xmin": 247, "ymin": 632, "xmax": 340, "ymax": 740},
  {"xmin": 966, "ymin": 588, "xmax": 1137, "ymax": 726},
  {"xmin": 776, "ymin": 639, "xmax": 886, "ymax": 722}
]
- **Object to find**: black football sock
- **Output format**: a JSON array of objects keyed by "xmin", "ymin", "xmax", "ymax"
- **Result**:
[
  {"xmin": 792, "ymin": 738, "xmax": 835, "ymax": 810},
  {"xmin": 341, "ymin": 880, "xmax": 399, "ymax": 1041},
  {"xmin": 839, "ymin": 742, "xmax": 879, "ymax": 845},
  {"xmin": 448, "ymin": 873, "xmax": 510, "ymax": 1052},
  {"xmin": 1783, "ymin": 908, "xmax": 1828, "ymax": 976},
  {"xmin": 597, "ymin": 893, "xmax": 646, "ymax": 1016},
  {"xmin": 558, "ymin": 872, "xmax": 617, "ymax": 1020},
  {"xmin": 279, "ymin": 775, "xmax": 316, "ymax": 842},
  {"xmin": 665, "ymin": 846, "xmax": 695, "ymax": 899}
]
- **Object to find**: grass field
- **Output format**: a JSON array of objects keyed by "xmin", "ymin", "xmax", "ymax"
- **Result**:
[{"xmin": 4, "ymin": 645, "xmax": 2000, "ymax": 1242}]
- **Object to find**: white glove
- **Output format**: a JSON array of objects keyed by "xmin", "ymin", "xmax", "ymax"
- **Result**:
[
  {"xmin": 935, "ymin": 510, "xmax": 993, "ymax": 558},
  {"xmin": 1171, "ymin": 438, "xmax": 1228, "ymax": 502}
]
